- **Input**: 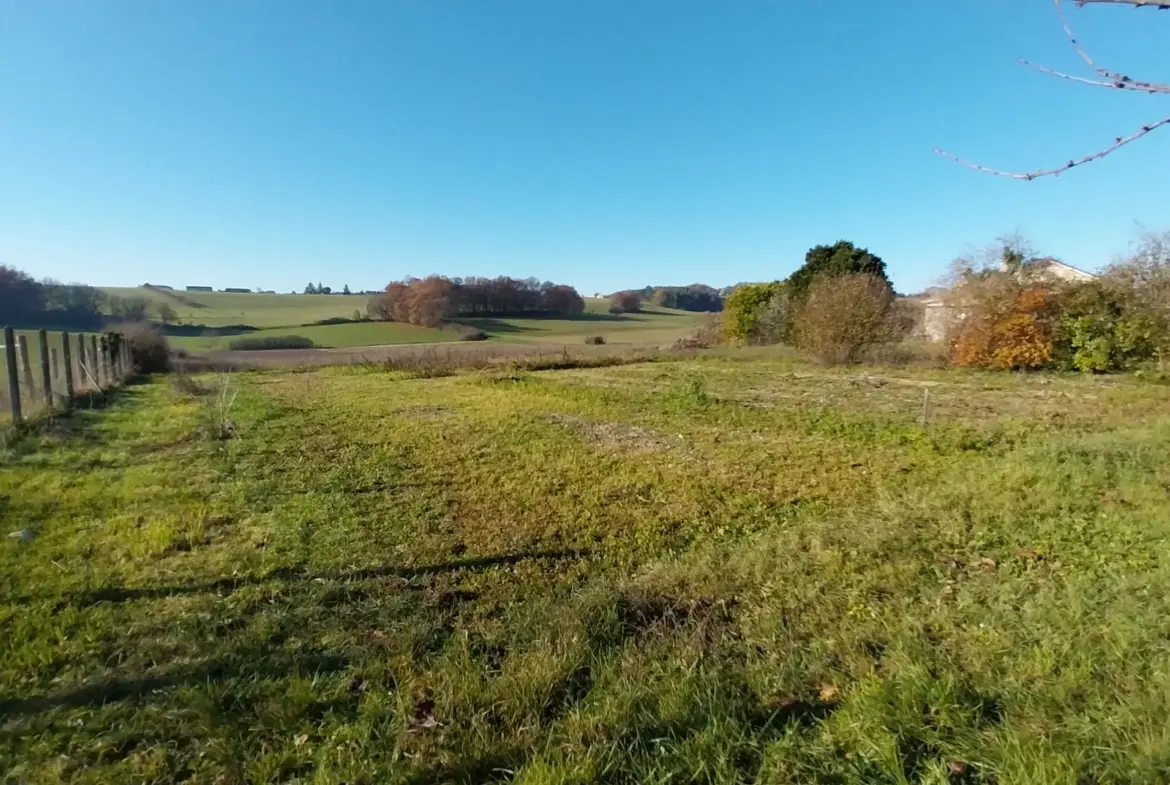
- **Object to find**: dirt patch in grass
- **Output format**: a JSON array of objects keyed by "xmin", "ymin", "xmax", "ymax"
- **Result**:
[{"xmin": 541, "ymin": 412, "xmax": 682, "ymax": 454}]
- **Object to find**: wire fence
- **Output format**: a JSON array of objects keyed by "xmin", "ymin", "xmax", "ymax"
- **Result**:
[{"xmin": 1, "ymin": 327, "xmax": 134, "ymax": 425}]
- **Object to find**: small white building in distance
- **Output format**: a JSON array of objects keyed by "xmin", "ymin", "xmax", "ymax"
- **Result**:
[{"xmin": 920, "ymin": 258, "xmax": 1097, "ymax": 342}]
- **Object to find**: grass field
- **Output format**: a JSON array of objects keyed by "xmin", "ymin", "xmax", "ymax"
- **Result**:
[
  {"xmin": 166, "ymin": 321, "xmax": 461, "ymax": 351},
  {"xmin": 6, "ymin": 354, "xmax": 1169, "ymax": 782},
  {"xmin": 99, "ymin": 288, "xmax": 705, "ymax": 350},
  {"xmin": 102, "ymin": 288, "xmax": 372, "ymax": 329}
]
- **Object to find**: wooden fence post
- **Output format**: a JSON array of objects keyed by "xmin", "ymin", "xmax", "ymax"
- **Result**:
[
  {"xmin": 38, "ymin": 330, "xmax": 54, "ymax": 409},
  {"xmin": 62, "ymin": 332, "xmax": 75, "ymax": 400},
  {"xmin": 4, "ymin": 327, "xmax": 21, "ymax": 424},
  {"xmin": 75, "ymin": 333, "xmax": 85, "ymax": 389},
  {"xmin": 110, "ymin": 335, "xmax": 122, "ymax": 383},
  {"xmin": 90, "ymin": 335, "xmax": 100, "ymax": 389},
  {"xmin": 18, "ymin": 336, "xmax": 34, "ymax": 404},
  {"xmin": 101, "ymin": 339, "xmax": 112, "ymax": 386}
]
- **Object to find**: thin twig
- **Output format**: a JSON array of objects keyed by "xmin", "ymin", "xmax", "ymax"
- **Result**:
[
  {"xmin": 1055, "ymin": 0, "xmax": 1170, "ymax": 93},
  {"xmin": 1018, "ymin": 58, "xmax": 1117, "ymax": 88},
  {"xmin": 1075, "ymin": 0, "xmax": 1170, "ymax": 7},
  {"xmin": 935, "ymin": 113, "xmax": 1170, "ymax": 179}
]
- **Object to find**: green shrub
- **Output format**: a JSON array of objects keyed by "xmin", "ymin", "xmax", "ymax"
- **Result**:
[
  {"xmin": 227, "ymin": 335, "xmax": 316, "ymax": 351},
  {"xmin": 1055, "ymin": 281, "xmax": 1162, "ymax": 372},
  {"xmin": 584, "ymin": 335, "xmax": 606, "ymax": 345},
  {"xmin": 723, "ymin": 282, "xmax": 785, "ymax": 343},
  {"xmin": 788, "ymin": 240, "xmax": 889, "ymax": 300}
]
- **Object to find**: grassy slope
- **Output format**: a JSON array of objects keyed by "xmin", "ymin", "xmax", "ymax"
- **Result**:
[
  {"xmin": 9, "ymin": 357, "xmax": 1167, "ymax": 783},
  {"xmin": 103, "ymin": 289, "xmax": 706, "ymax": 350},
  {"xmin": 168, "ymin": 321, "xmax": 461, "ymax": 351},
  {"xmin": 458, "ymin": 299, "xmax": 704, "ymax": 346},
  {"xmin": 102, "ymin": 287, "xmax": 372, "ymax": 329}
]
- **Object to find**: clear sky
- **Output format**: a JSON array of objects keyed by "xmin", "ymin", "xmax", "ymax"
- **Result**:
[{"xmin": 2, "ymin": 0, "xmax": 1168, "ymax": 295}]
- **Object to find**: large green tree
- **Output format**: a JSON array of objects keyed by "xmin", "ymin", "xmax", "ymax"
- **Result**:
[{"xmin": 787, "ymin": 241, "xmax": 889, "ymax": 300}]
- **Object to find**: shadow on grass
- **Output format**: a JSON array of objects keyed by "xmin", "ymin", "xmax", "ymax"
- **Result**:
[
  {"xmin": 161, "ymin": 323, "xmax": 258, "ymax": 338},
  {"xmin": 45, "ymin": 550, "xmax": 587, "ymax": 608},
  {"xmin": 1, "ymin": 379, "xmax": 154, "ymax": 454},
  {"xmin": 4, "ymin": 550, "xmax": 587, "ymax": 720},
  {"xmin": 402, "ymin": 696, "xmax": 841, "ymax": 785},
  {"xmin": 0, "ymin": 638, "xmax": 350, "ymax": 717},
  {"xmin": 450, "ymin": 317, "xmax": 536, "ymax": 334}
]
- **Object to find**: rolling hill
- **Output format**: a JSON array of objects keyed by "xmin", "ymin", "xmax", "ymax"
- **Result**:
[{"xmin": 100, "ymin": 288, "xmax": 708, "ymax": 350}]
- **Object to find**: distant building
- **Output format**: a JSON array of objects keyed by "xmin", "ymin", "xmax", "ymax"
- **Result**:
[
  {"xmin": 919, "ymin": 259, "xmax": 1097, "ymax": 342},
  {"xmin": 186, "ymin": 286, "xmax": 214, "ymax": 292},
  {"xmin": 222, "ymin": 288, "xmax": 252, "ymax": 293}
]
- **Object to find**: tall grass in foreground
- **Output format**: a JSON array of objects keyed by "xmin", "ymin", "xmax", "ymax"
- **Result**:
[{"xmin": 2, "ymin": 358, "xmax": 1170, "ymax": 783}]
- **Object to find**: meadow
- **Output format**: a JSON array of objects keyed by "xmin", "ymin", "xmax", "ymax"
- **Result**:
[
  {"xmin": 98, "ymin": 288, "xmax": 704, "ymax": 350},
  {"xmin": 3, "ymin": 352, "xmax": 1170, "ymax": 783}
]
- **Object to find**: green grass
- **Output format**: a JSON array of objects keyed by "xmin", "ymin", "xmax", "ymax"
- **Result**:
[
  {"xmin": 458, "ymin": 304, "xmax": 704, "ymax": 346},
  {"xmin": 167, "ymin": 321, "xmax": 459, "ymax": 351},
  {"xmin": 101, "ymin": 288, "xmax": 706, "ymax": 350},
  {"xmin": 102, "ymin": 287, "xmax": 372, "ymax": 329},
  {"xmin": 7, "ymin": 355, "xmax": 1169, "ymax": 782}
]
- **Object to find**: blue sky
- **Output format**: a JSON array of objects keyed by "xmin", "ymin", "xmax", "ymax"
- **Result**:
[{"xmin": 2, "ymin": 0, "xmax": 1167, "ymax": 295}]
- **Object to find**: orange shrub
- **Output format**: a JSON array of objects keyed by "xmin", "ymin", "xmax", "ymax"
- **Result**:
[{"xmin": 951, "ymin": 285, "xmax": 1057, "ymax": 369}]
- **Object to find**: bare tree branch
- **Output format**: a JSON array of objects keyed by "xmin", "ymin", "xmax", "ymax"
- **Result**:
[
  {"xmin": 1075, "ymin": 0, "xmax": 1170, "ymax": 8},
  {"xmin": 1055, "ymin": 0, "xmax": 1170, "ymax": 93},
  {"xmin": 935, "ymin": 114, "xmax": 1170, "ymax": 180},
  {"xmin": 1018, "ymin": 58, "xmax": 1118, "ymax": 88},
  {"xmin": 937, "ymin": 0, "xmax": 1167, "ymax": 179}
]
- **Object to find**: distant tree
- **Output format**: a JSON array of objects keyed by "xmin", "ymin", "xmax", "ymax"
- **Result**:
[
  {"xmin": 647, "ymin": 284, "xmax": 723, "ymax": 312},
  {"xmin": 40, "ymin": 280, "xmax": 106, "ymax": 328},
  {"xmin": 342, "ymin": 284, "xmax": 351, "ymax": 295},
  {"xmin": 608, "ymin": 290, "xmax": 641, "ymax": 314},
  {"xmin": 540, "ymin": 283, "xmax": 586, "ymax": 315},
  {"xmin": 788, "ymin": 241, "xmax": 889, "ymax": 301},
  {"xmin": 369, "ymin": 275, "xmax": 587, "ymax": 326},
  {"xmin": 107, "ymin": 295, "xmax": 151, "ymax": 322},
  {"xmin": 320, "ymin": 285, "xmax": 332, "ymax": 295},
  {"xmin": 0, "ymin": 264, "xmax": 46, "ymax": 325},
  {"xmin": 156, "ymin": 303, "xmax": 178, "ymax": 324},
  {"xmin": 317, "ymin": 282, "xmax": 326, "ymax": 294},
  {"xmin": 304, "ymin": 282, "xmax": 317, "ymax": 294}
]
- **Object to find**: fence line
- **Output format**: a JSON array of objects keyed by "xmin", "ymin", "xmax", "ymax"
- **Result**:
[{"xmin": 1, "ymin": 327, "xmax": 134, "ymax": 425}]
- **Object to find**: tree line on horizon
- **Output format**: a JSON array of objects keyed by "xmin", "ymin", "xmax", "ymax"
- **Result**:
[
  {"xmin": 0, "ymin": 265, "xmax": 170, "ymax": 330},
  {"xmin": 605, "ymin": 284, "xmax": 724, "ymax": 314},
  {"xmin": 367, "ymin": 275, "xmax": 587, "ymax": 328}
]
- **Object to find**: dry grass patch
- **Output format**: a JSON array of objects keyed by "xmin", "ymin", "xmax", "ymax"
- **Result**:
[{"xmin": 540, "ymin": 412, "xmax": 683, "ymax": 454}]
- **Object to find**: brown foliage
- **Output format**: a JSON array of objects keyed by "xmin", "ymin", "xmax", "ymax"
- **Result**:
[
  {"xmin": 792, "ymin": 275, "xmax": 903, "ymax": 364},
  {"xmin": 609, "ymin": 291, "xmax": 641, "ymax": 314},
  {"xmin": 672, "ymin": 314, "xmax": 725, "ymax": 350},
  {"xmin": 950, "ymin": 284, "xmax": 1059, "ymax": 369},
  {"xmin": 368, "ymin": 276, "xmax": 585, "ymax": 328}
]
